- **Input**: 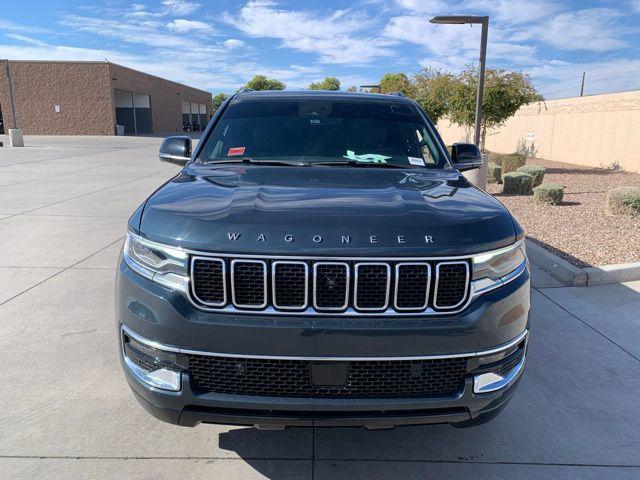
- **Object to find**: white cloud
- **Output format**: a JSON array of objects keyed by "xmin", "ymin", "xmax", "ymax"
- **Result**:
[
  {"xmin": 162, "ymin": 0, "xmax": 201, "ymax": 16},
  {"xmin": 4, "ymin": 33, "xmax": 49, "ymax": 47},
  {"xmin": 225, "ymin": 1, "xmax": 396, "ymax": 64},
  {"xmin": 60, "ymin": 15, "xmax": 208, "ymax": 50},
  {"xmin": 166, "ymin": 19, "xmax": 213, "ymax": 33},
  {"xmin": 535, "ymin": 8, "xmax": 627, "ymax": 52},
  {"xmin": 384, "ymin": 15, "xmax": 535, "ymax": 67},
  {"xmin": 223, "ymin": 38, "xmax": 247, "ymax": 49},
  {"xmin": 465, "ymin": 0, "xmax": 560, "ymax": 24},
  {"xmin": 394, "ymin": 0, "xmax": 448, "ymax": 13}
]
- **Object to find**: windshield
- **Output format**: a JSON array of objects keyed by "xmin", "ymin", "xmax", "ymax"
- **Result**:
[{"xmin": 197, "ymin": 98, "xmax": 450, "ymax": 169}]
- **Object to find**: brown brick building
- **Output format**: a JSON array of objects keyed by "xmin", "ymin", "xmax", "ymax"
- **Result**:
[{"xmin": 0, "ymin": 61, "xmax": 211, "ymax": 135}]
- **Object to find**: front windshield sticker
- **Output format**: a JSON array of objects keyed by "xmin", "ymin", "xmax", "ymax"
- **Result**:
[
  {"xmin": 343, "ymin": 150, "xmax": 390, "ymax": 164},
  {"xmin": 408, "ymin": 156, "xmax": 425, "ymax": 167},
  {"xmin": 228, "ymin": 146, "xmax": 246, "ymax": 156}
]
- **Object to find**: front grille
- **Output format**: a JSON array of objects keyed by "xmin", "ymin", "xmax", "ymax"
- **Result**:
[
  {"xmin": 272, "ymin": 261, "xmax": 308, "ymax": 309},
  {"xmin": 192, "ymin": 258, "xmax": 226, "ymax": 306},
  {"xmin": 434, "ymin": 262, "xmax": 469, "ymax": 309},
  {"xmin": 231, "ymin": 260, "xmax": 267, "ymax": 308},
  {"xmin": 395, "ymin": 263, "xmax": 430, "ymax": 311},
  {"xmin": 354, "ymin": 263, "xmax": 390, "ymax": 311},
  {"xmin": 188, "ymin": 355, "xmax": 467, "ymax": 398},
  {"xmin": 314, "ymin": 263, "xmax": 349, "ymax": 310},
  {"xmin": 191, "ymin": 257, "xmax": 471, "ymax": 314}
]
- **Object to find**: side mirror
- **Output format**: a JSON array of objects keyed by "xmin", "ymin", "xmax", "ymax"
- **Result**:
[
  {"xmin": 451, "ymin": 143, "xmax": 483, "ymax": 171},
  {"xmin": 159, "ymin": 136, "xmax": 191, "ymax": 166}
]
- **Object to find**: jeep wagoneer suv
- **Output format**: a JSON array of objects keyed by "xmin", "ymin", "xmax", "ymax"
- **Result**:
[{"xmin": 117, "ymin": 90, "xmax": 530, "ymax": 429}]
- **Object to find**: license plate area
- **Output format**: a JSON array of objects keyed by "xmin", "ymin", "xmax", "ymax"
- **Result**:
[{"xmin": 310, "ymin": 362, "xmax": 348, "ymax": 386}]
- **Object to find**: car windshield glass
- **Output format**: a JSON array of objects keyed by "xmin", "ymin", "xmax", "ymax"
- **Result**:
[{"xmin": 198, "ymin": 98, "xmax": 449, "ymax": 169}]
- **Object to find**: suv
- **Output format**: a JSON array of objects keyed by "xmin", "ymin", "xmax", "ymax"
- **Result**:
[{"xmin": 117, "ymin": 90, "xmax": 529, "ymax": 429}]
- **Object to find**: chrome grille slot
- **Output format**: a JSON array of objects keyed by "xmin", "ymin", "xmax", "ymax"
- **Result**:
[
  {"xmin": 231, "ymin": 260, "xmax": 267, "ymax": 308},
  {"xmin": 313, "ymin": 262, "xmax": 349, "ymax": 311},
  {"xmin": 191, "ymin": 257, "xmax": 226, "ymax": 306},
  {"xmin": 395, "ymin": 262, "xmax": 430, "ymax": 311},
  {"xmin": 434, "ymin": 262, "xmax": 469, "ymax": 309},
  {"xmin": 354, "ymin": 263, "xmax": 390, "ymax": 311},
  {"xmin": 272, "ymin": 261, "xmax": 308, "ymax": 310}
]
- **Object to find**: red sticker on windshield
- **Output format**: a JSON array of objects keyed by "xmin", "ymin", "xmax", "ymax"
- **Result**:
[{"xmin": 228, "ymin": 146, "xmax": 246, "ymax": 156}]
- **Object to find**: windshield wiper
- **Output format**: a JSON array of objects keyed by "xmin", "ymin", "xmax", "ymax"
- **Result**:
[
  {"xmin": 313, "ymin": 160, "xmax": 409, "ymax": 169},
  {"xmin": 207, "ymin": 158, "xmax": 307, "ymax": 167}
]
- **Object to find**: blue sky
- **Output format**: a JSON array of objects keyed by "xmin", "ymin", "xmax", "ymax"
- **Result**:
[{"xmin": 1, "ymin": 0, "xmax": 639, "ymax": 98}]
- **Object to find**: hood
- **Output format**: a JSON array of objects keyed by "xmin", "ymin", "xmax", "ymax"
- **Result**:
[{"xmin": 138, "ymin": 164, "xmax": 516, "ymax": 256}]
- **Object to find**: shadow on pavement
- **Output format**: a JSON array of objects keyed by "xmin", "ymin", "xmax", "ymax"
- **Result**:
[{"xmin": 219, "ymin": 427, "xmax": 312, "ymax": 479}]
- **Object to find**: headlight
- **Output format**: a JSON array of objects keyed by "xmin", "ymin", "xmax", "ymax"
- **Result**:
[
  {"xmin": 472, "ymin": 241, "xmax": 527, "ymax": 282},
  {"xmin": 124, "ymin": 232, "xmax": 189, "ymax": 291}
]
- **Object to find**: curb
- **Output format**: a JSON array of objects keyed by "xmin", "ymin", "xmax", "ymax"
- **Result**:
[{"xmin": 525, "ymin": 239, "xmax": 640, "ymax": 286}]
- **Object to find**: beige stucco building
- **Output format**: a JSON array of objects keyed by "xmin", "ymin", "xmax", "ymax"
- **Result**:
[
  {"xmin": 0, "ymin": 61, "xmax": 211, "ymax": 136},
  {"xmin": 436, "ymin": 90, "xmax": 640, "ymax": 173}
]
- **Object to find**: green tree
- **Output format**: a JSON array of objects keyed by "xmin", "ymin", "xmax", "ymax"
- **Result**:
[
  {"xmin": 345, "ymin": 85, "xmax": 358, "ymax": 92},
  {"xmin": 246, "ymin": 74, "xmax": 286, "ymax": 91},
  {"xmin": 309, "ymin": 77, "xmax": 341, "ymax": 90},
  {"xmin": 379, "ymin": 73, "xmax": 415, "ymax": 97},
  {"xmin": 412, "ymin": 68, "xmax": 456, "ymax": 123},
  {"xmin": 448, "ymin": 66, "xmax": 542, "ymax": 150},
  {"xmin": 212, "ymin": 93, "xmax": 229, "ymax": 111}
]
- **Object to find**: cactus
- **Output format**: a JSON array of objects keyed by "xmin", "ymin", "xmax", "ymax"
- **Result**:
[
  {"xmin": 517, "ymin": 165, "xmax": 546, "ymax": 187},
  {"xmin": 502, "ymin": 172, "xmax": 533, "ymax": 195},
  {"xmin": 487, "ymin": 162, "xmax": 503, "ymax": 184},
  {"xmin": 533, "ymin": 183, "xmax": 564, "ymax": 205},
  {"xmin": 608, "ymin": 187, "xmax": 640, "ymax": 216}
]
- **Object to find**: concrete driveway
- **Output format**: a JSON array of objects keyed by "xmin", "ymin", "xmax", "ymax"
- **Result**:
[{"xmin": 1, "ymin": 136, "xmax": 639, "ymax": 479}]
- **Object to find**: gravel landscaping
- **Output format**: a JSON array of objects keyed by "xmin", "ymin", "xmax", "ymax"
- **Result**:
[{"xmin": 486, "ymin": 158, "xmax": 640, "ymax": 268}]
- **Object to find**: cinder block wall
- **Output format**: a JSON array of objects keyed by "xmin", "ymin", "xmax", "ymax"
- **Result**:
[
  {"xmin": 436, "ymin": 90, "xmax": 640, "ymax": 173},
  {"xmin": 108, "ymin": 63, "xmax": 211, "ymax": 134},
  {"xmin": 0, "ymin": 61, "xmax": 114, "ymax": 135}
]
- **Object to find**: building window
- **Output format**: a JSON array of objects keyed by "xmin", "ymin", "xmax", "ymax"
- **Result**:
[{"xmin": 115, "ymin": 89, "xmax": 152, "ymax": 135}]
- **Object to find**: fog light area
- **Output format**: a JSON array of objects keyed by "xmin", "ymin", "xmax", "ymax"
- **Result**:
[{"xmin": 122, "ymin": 331, "xmax": 183, "ymax": 392}]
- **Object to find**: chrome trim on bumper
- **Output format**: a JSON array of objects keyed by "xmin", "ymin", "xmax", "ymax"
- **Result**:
[
  {"xmin": 473, "ymin": 356, "xmax": 526, "ymax": 394},
  {"xmin": 123, "ymin": 355, "xmax": 182, "ymax": 392},
  {"xmin": 120, "ymin": 313, "xmax": 182, "ymax": 392},
  {"xmin": 120, "ymin": 324, "xmax": 528, "ymax": 362}
]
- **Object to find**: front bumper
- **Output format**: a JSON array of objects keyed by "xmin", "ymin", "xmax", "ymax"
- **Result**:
[{"xmin": 117, "ymin": 259, "xmax": 530, "ymax": 428}]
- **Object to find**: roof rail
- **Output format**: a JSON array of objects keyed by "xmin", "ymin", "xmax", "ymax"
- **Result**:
[
  {"xmin": 236, "ymin": 86, "xmax": 254, "ymax": 94},
  {"xmin": 387, "ymin": 91, "xmax": 406, "ymax": 97}
]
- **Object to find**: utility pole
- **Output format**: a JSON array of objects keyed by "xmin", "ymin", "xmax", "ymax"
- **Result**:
[{"xmin": 580, "ymin": 72, "xmax": 585, "ymax": 97}]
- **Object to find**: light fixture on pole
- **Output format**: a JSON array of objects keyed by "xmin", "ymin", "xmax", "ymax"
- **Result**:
[{"xmin": 429, "ymin": 15, "xmax": 489, "ymax": 148}]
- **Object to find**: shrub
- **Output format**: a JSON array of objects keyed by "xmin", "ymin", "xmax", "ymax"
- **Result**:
[
  {"xmin": 516, "ymin": 138, "xmax": 539, "ymax": 158},
  {"xmin": 534, "ymin": 183, "xmax": 564, "ymax": 205},
  {"xmin": 484, "ymin": 152, "xmax": 526, "ymax": 174},
  {"xmin": 608, "ymin": 187, "xmax": 640, "ymax": 216},
  {"xmin": 518, "ymin": 165, "xmax": 546, "ymax": 187},
  {"xmin": 487, "ymin": 162, "xmax": 502, "ymax": 184},
  {"xmin": 486, "ymin": 150, "xmax": 501, "ymax": 164},
  {"xmin": 502, "ymin": 172, "xmax": 533, "ymax": 195},
  {"xmin": 500, "ymin": 153, "xmax": 527, "ymax": 174}
]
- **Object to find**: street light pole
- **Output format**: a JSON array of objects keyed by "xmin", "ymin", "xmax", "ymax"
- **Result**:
[
  {"xmin": 474, "ymin": 17, "xmax": 489, "ymax": 147},
  {"xmin": 3, "ymin": 59, "xmax": 18, "ymax": 129},
  {"xmin": 2, "ymin": 59, "xmax": 24, "ymax": 147},
  {"xmin": 429, "ymin": 15, "xmax": 489, "ymax": 148}
]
